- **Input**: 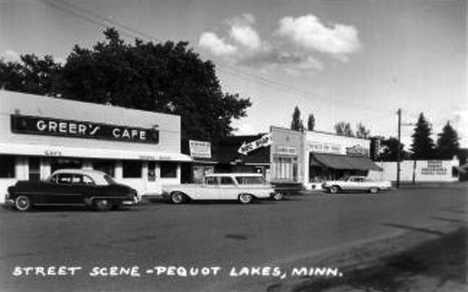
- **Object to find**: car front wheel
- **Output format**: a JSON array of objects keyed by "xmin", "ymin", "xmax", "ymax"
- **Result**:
[
  {"xmin": 239, "ymin": 193, "xmax": 253, "ymax": 204},
  {"xmin": 15, "ymin": 195, "xmax": 32, "ymax": 212},
  {"xmin": 170, "ymin": 192, "xmax": 186, "ymax": 204},
  {"xmin": 94, "ymin": 199, "xmax": 113, "ymax": 211},
  {"xmin": 273, "ymin": 192, "xmax": 284, "ymax": 201},
  {"xmin": 329, "ymin": 186, "xmax": 339, "ymax": 194}
]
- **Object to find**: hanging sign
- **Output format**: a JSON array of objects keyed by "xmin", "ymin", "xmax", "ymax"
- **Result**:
[{"xmin": 238, "ymin": 133, "xmax": 272, "ymax": 155}]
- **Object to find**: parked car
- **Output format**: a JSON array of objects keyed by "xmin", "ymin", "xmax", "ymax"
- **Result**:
[
  {"xmin": 162, "ymin": 173, "xmax": 278, "ymax": 204},
  {"xmin": 322, "ymin": 176, "xmax": 392, "ymax": 194},
  {"xmin": 4, "ymin": 169, "xmax": 139, "ymax": 212}
]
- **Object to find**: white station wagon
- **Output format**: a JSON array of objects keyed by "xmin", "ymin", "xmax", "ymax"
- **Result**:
[
  {"xmin": 162, "ymin": 173, "xmax": 277, "ymax": 204},
  {"xmin": 322, "ymin": 176, "xmax": 392, "ymax": 194}
]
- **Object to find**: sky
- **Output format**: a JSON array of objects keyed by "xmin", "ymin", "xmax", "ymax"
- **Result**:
[{"xmin": 1, "ymin": 0, "xmax": 466, "ymax": 148}]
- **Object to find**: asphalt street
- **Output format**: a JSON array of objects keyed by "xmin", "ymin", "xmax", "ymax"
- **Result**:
[{"xmin": 0, "ymin": 185, "xmax": 466, "ymax": 292}]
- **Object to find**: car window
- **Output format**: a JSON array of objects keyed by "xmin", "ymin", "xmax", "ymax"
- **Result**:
[
  {"xmin": 235, "ymin": 176, "xmax": 264, "ymax": 185},
  {"xmin": 82, "ymin": 175, "xmax": 96, "ymax": 185},
  {"xmin": 220, "ymin": 177, "xmax": 235, "ymax": 185},
  {"xmin": 205, "ymin": 177, "xmax": 218, "ymax": 185},
  {"xmin": 56, "ymin": 174, "xmax": 73, "ymax": 184},
  {"xmin": 71, "ymin": 175, "xmax": 83, "ymax": 184}
]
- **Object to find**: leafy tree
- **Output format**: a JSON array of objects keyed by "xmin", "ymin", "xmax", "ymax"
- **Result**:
[
  {"xmin": 410, "ymin": 113, "xmax": 435, "ymax": 160},
  {"xmin": 376, "ymin": 137, "xmax": 409, "ymax": 161},
  {"xmin": 355, "ymin": 122, "xmax": 370, "ymax": 139},
  {"xmin": 0, "ymin": 54, "xmax": 62, "ymax": 95},
  {"xmin": 334, "ymin": 121, "xmax": 354, "ymax": 137},
  {"xmin": 436, "ymin": 121, "xmax": 460, "ymax": 159},
  {"xmin": 0, "ymin": 28, "xmax": 251, "ymax": 152},
  {"xmin": 307, "ymin": 114, "xmax": 315, "ymax": 131},
  {"xmin": 290, "ymin": 106, "xmax": 304, "ymax": 131}
]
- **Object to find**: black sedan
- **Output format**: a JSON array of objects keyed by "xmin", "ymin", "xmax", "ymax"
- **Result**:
[{"xmin": 5, "ymin": 169, "xmax": 138, "ymax": 212}]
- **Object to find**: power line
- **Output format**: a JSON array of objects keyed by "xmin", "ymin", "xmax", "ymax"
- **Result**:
[{"xmin": 40, "ymin": 0, "xmax": 396, "ymax": 119}]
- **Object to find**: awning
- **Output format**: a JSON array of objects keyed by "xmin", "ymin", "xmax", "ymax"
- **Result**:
[
  {"xmin": 310, "ymin": 153, "xmax": 381, "ymax": 171},
  {"xmin": 0, "ymin": 142, "xmax": 192, "ymax": 162}
]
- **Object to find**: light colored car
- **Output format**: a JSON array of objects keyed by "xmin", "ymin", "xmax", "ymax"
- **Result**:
[
  {"xmin": 162, "ymin": 173, "xmax": 277, "ymax": 204},
  {"xmin": 322, "ymin": 176, "xmax": 392, "ymax": 194}
]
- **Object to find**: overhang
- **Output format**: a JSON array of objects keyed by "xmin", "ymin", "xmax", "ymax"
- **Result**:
[
  {"xmin": 0, "ymin": 142, "xmax": 192, "ymax": 162},
  {"xmin": 310, "ymin": 153, "xmax": 381, "ymax": 171}
]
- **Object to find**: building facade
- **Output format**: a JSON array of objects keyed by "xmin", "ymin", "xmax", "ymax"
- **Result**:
[
  {"xmin": 303, "ymin": 131, "xmax": 380, "ymax": 190},
  {"xmin": 214, "ymin": 126, "xmax": 304, "ymax": 184},
  {"xmin": 0, "ymin": 91, "xmax": 191, "ymax": 202}
]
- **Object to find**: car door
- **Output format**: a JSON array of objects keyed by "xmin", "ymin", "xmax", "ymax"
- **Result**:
[
  {"xmin": 199, "ymin": 177, "xmax": 220, "ymax": 200},
  {"xmin": 217, "ymin": 176, "xmax": 237, "ymax": 200},
  {"xmin": 67, "ymin": 174, "xmax": 96, "ymax": 205},
  {"xmin": 40, "ymin": 173, "xmax": 75, "ymax": 204}
]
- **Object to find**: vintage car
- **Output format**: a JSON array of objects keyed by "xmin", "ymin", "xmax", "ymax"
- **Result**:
[
  {"xmin": 162, "ymin": 173, "xmax": 278, "ymax": 204},
  {"xmin": 4, "ymin": 169, "xmax": 139, "ymax": 212},
  {"xmin": 322, "ymin": 176, "xmax": 392, "ymax": 194}
]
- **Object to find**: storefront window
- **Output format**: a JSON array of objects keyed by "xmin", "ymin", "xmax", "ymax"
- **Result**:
[
  {"xmin": 161, "ymin": 162, "xmax": 177, "ymax": 178},
  {"xmin": 274, "ymin": 156, "xmax": 297, "ymax": 181},
  {"xmin": 93, "ymin": 160, "xmax": 115, "ymax": 177},
  {"xmin": 50, "ymin": 158, "xmax": 82, "ymax": 173},
  {"xmin": 29, "ymin": 157, "xmax": 41, "ymax": 181},
  {"xmin": 123, "ymin": 160, "xmax": 142, "ymax": 178},
  {"xmin": 0, "ymin": 155, "xmax": 15, "ymax": 178}
]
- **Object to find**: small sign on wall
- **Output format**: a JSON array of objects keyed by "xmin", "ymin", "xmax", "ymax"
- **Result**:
[{"xmin": 189, "ymin": 140, "xmax": 211, "ymax": 158}]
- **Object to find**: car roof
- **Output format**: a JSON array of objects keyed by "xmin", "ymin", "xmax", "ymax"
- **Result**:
[
  {"xmin": 52, "ymin": 169, "xmax": 107, "ymax": 176},
  {"xmin": 205, "ymin": 173, "xmax": 263, "ymax": 177}
]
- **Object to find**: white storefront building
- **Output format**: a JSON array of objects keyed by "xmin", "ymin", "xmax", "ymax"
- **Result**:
[{"xmin": 0, "ymin": 91, "xmax": 191, "ymax": 202}]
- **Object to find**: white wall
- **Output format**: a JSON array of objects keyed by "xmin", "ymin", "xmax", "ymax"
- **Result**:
[{"xmin": 370, "ymin": 158, "xmax": 460, "ymax": 182}]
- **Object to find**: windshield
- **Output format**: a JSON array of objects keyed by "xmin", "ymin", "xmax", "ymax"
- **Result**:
[
  {"xmin": 103, "ymin": 174, "xmax": 118, "ymax": 185},
  {"xmin": 235, "ymin": 176, "xmax": 265, "ymax": 185}
]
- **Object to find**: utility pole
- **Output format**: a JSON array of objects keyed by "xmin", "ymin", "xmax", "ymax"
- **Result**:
[{"xmin": 396, "ymin": 109, "xmax": 401, "ymax": 188}]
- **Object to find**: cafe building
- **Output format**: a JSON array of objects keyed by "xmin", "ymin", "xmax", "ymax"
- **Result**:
[
  {"xmin": 304, "ymin": 131, "xmax": 381, "ymax": 190},
  {"xmin": 0, "ymin": 90, "xmax": 191, "ymax": 201}
]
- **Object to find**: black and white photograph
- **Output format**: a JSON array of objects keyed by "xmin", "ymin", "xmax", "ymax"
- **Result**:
[{"xmin": 0, "ymin": 0, "xmax": 466, "ymax": 291}]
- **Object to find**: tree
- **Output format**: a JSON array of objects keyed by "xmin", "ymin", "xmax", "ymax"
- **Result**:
[
  {"xmin": 307, "ymin": 114, "xmax": 315, "ymax": 131},
  {"xmin": 376, "ymin": 137, "xmax": 409, "ymax": 161},
  {"xmin": 410, "ymin": 113, "xmax": 435, "ymax": 160},
  {"xmin": 290, "ymin": 106, "xmax": 304, "ymax": 131},
  {"xmin": 436, "ymin": 121, "xmax": 460, "ymax": 159},
  {"xmin": 355, "ymin": 122, "xmax": 370, "ymax": 139},
  {"xmin": 0, "ymin": 28, "xmax": 251, "ymax": 151},
  {"xmin": 334, "ymin": 121, "xmax": 354, "ymax": 137},
  {"xmin": 0, "ymin": 54, "xmax": 62, "ymax": 96}
]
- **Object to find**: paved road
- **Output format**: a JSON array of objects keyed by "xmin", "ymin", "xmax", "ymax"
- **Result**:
[{"xmin": 0, "ymin": 185, "xmax": 466, "ymax": 291}]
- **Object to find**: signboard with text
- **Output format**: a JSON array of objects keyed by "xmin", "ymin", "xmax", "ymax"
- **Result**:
[
  {"xmin": 11, "ymin": 115, "xmax": 159, "ymax": 144},
  {"xmin": 189, "ymin": 140, "xmax": 212, "ymax": 159},
  {"xmin": 238, "ymin": 134, "xmax": 272, "ymax": 155}
]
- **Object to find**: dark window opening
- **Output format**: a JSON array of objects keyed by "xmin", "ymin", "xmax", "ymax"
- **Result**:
[
  {"xmin": 123, "ymin": 160, "xmax": 142, "ymax": 178},
  {"xmin": 0, "ymin": 155, "xmax": 15, "ymax": 178},
  {"xmin": 161, "ymin": 162, "xmax": 177, "ymax": 178}
]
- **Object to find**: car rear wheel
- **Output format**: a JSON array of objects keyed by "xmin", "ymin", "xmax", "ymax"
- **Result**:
[
  {"xmin": 238, "ymin": 193, "xmax": 253, "ymax": 204},
  {"xmin": 273, "ymin": 192, "xmax": 284, "ymax": 201},
  {"xmin": 170, "ymin": 192, "xmax": 186, "ymax": 204},
  {"xmin": 329, "ymin": 186, "xmax": 339, "ymax": 194},
  {"xmin": 15, "ymin": 195, "xmax": 32, "ymax": 212},
  {"xmin": 369, "ymin": 187, "xmax": 379, "ymax": 194},
  {"xmin": 94, "ymin": 199, "xmax": 113, "ymax": 211}
]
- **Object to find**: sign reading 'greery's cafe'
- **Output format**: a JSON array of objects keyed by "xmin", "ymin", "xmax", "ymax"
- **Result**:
[{"xmin": 11, "ymin": 115, "xmax": 159, "ymax": 144}]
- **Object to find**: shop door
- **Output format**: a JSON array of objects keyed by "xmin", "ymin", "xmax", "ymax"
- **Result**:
[{"xmin": 146, "ymin": 161, "xmax": 161, "ymax": 195}]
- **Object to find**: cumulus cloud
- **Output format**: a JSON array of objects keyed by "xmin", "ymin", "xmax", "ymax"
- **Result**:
[
  {"xmin": 199, "ymin": 32, "xmax": 237, "ymax": 56},
  {"xmin": 276, "ymin": 15, "xmax": 361, "ymax": 56},
  {"xmin": 198, "ymin": 13, "xmax": 360, "ymax": 73}
]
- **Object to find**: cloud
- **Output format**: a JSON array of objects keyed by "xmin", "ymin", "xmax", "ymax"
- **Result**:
[
  {"xmin": 230, "ymin": 25, "xmax": 262, "ymax": 51},
  {"xmin": 1, "ymin": 50, "xmax": 21, "ymax": 63},
  {"xmin": 275, "ymin": 15, "xmax": 361, "ymax": 56},
  {"xmin": 199, "ymin": 32, "xmax": 237, "ymax": 56},
  {"xmin": 198, "ymin": 13, "xmax": 360, "ymax": 73}
]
